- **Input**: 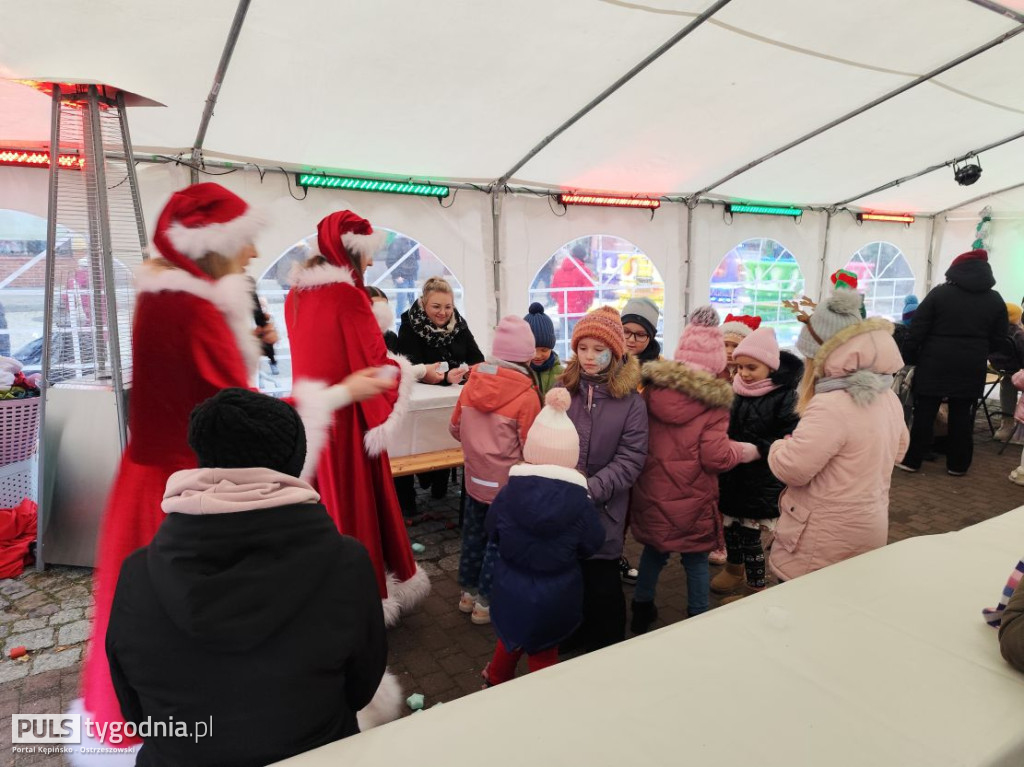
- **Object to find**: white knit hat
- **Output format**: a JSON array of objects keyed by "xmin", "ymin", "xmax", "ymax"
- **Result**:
[{"xmin": 523, "ymin": 389, "xmax": 580, "ymax": 469}]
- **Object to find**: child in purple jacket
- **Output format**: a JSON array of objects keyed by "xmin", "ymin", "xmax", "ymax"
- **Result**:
[{"xmin": 559, "ymin": 306, "xmax": 649, "ymax": 653}]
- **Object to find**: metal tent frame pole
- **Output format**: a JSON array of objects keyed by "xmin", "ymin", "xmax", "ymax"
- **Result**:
[{"xmin": 190, "ymin": 0, "xmax": 251, "ymax": 183}]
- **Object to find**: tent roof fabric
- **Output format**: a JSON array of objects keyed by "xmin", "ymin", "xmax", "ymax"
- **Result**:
[{"xmin": 1, "ymin": 0, "xmax": 1022, "ymax": 214}]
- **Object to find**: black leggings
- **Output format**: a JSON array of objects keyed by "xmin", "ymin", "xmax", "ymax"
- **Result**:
[{"xmin": 724, "ymin": 522, "xmax": 766, "ymax": 589}]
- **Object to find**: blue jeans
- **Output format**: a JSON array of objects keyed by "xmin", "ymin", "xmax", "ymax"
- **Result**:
[
  {"xmin": 458, "ymin": 496, "xmax": 497, "ymax": 600},
  {"xmin": 634, "ymin": 545, "xmax": 710, "ymax": 616}
]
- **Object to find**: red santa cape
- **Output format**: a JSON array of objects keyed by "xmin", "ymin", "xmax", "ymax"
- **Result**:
[{"xmin": 286, "ymin": 259, "xmax": 428, "ymax": 626}]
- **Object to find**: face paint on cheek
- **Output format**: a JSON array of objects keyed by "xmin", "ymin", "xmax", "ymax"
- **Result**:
[{"xmin": 595, "ymin": 350, "xmax": 612, "ymax": 369}]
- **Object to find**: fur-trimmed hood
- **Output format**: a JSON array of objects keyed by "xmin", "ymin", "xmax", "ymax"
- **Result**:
[
  {"xmin": 642, "ymin": 359, "xmax": 734, "ymax": 409},
  {"xmin": 771, "ymin": 349, "xmax": 804, "ymax": 390},
  {"xmin": 811, "ymin": 317, "xmax": 904, "ymax": 378}
]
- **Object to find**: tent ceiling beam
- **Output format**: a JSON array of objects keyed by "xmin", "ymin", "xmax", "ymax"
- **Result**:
[
  {"xmin": 965, "ymin": 0, "xmax": 1024, "ymax": 24},
  {"xmin": 830, "ymin": 127, "xmax": 1024, "ymax": 208},
  {"xmin": 932, "ymin": 179, "xmax": 1024, "ymax": 216},
  {"xmin": 494, "ymin": 0, "xmax": 732, "ymax": 187},
  {"xmin": 692, "ymin": 23, "xmax": 1024, "ymax": 199},
  {"xmin": 189, "ymin": 0, "xmax": 251, "ymax": 183}
]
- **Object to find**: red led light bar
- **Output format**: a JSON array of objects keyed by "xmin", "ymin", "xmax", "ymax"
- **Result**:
[
  {"xmin": 559, "ymin": 193, "xmax": 660, "ymax": 209},
  {"xmin": 0, "ymin": 149, "xmax": 85, "ymax": 170},
  {"xmin": 857, "ymin": 212, "xmax": 914, "ymax": 224}
]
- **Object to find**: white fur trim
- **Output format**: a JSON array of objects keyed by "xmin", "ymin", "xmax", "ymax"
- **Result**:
[
  {"xmin": 292, "ymin": 379, "xmax": 352, "ymax": 480},
  {"xmin": 165, "ymin": 205, "xmax": 267, "ymax": 260},
  {"xmin": 343, "ymin": 229, "xmax": 387, "ymax": 259},
  {"xmin": 363, "ymin": 353, "xmax": 415, "ymax": 457},
  {"xmin": 288, "ymin": 260, "xmax": 357, "ymax": 290},
  {"xmin": 134, "ymin": 266, "xmax": 262, "ymax": 381},
  {"xmin": 371, "ymin": 299, "xmax": 395, "ymax": 334},
  {"xmin": 356, "ymin": 669, "xmax": 404, "ymax": 730},
  {"xmin": 509, "ymin": 462, "xmax": 589, "ymax": 489},
  {"xmin": 66, "ymin": 699, "xmax": 140, "ymax": 766},
  {"xmin": 382, "ymin": 565, "xmax": 431, "ymax": 627}
]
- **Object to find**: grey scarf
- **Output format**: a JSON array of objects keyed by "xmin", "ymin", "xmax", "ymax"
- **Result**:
[{"xmin": 815, "ymin": 370, "xmax": 894, "ymax": 407}]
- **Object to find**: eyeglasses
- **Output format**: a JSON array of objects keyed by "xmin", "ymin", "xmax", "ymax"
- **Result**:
[{"xmin": 623, "ymin": 330, "xmax": 649, "ymax": 342}]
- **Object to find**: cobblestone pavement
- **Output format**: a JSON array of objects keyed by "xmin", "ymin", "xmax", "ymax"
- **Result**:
[{"xmin": 1, "ymin": 430, "xmax": 1022, "ymax": 765}]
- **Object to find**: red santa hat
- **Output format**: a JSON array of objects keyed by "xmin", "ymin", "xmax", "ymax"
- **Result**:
[
  {"xmin": 313, "ymin": 211, "xmax": 387, "ymax": 286},
  {"xmin": 153, "ymin": 183, "xmax": 266, "ymax": 280},
  {"xmin": 721, "ymin": 313, "xmax": 761, "ymax": 342}
]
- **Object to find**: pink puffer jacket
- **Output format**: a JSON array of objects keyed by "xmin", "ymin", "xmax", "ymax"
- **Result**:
[{"xmin": 768, "ymin": 321, "xmax": 909, "ymax": 581}]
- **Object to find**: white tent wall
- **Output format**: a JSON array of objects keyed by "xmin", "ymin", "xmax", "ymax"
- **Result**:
[
  {"xmin": 499, "ymin": 195, "xmax": 686, "ymax": 345},
  {"xmin": 0, "ymin": 167, "xmax": 49, "ymax": 220},
  {"xmin": 937, "ymin": 211, "xmax": 1024, "ymax": 303}
]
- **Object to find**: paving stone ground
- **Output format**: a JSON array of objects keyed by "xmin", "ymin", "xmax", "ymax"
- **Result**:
[{"xmin": 1, "ymin": 426, "xmax": 1022, "ymax": 766}]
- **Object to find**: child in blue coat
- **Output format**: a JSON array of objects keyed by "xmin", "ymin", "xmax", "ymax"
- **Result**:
[{"xmin": 483, "ymin": 388, "xmax": 604, "ymax": 686}]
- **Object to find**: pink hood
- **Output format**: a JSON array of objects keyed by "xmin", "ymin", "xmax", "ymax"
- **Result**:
[
  {"xmin": 819, "ymin": 326, "xmax": 904, "ymax": 379},
  {"xmin": 162, "ymin": 467, "xmax": 320, "ymax": 515}
]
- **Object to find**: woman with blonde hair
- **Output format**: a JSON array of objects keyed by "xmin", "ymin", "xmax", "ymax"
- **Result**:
[{"xmin": 767, "ymin": 285, "xmax": 909, "ymax": 581}]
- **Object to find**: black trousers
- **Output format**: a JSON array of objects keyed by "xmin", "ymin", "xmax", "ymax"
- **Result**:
[
  {"xmin": 576, "ymin": 558, "xmax": 626, "ymax": 653},
  {"xmin": 903, "ymin": 394, "xmax": 975, "ymax": 473}
]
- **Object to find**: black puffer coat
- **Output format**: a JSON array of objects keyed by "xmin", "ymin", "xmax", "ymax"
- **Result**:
[
  {"xmin": 397, "ymin": 306, "xmax": 484, "ymax": 383},
  {"xmin": 905, "ymin": 258, "xmax": 1007, "ymax": 398},
  {"xmin": 718, "ymin": 351, "xmax": 802, "ymax": 520}
]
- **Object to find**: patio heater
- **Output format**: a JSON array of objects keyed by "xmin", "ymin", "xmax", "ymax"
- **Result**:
[{"xmin": 37, "ymin": 84, "xmax": 148, "ymax": 567}]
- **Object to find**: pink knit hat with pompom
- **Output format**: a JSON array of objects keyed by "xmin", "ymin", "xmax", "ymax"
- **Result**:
[
  {"xmin": 523, "ymin": 389, "xmax": 580, "ymax": 469},
  {"xmin": 674, "ymin": 304, "xmax": 726, "ymax": 374}
]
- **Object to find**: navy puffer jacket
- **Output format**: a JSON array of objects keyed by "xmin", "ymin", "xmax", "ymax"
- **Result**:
[{"xmin": 486, "ymin": 464, "xmax": 604, "ymax": 654}]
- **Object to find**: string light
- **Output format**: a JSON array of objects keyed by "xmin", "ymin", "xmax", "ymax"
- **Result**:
[
  {"xmin": 857, "ymin": 212, "xmax": 915, "ymax": 224},
  {"xmin": 296, "ymin": 173, "xmax": 449, "ymax": 198},
  {"xmin": 727, "ymin": 203, "xmax": 802, "ymax": 217},
  {"xmin": 0, "ymin": 149, "xmax": 84, "ymax": 170},
  {"xmin": 558, "ymin": 193, "xmax": 660, "ymax": 209}
]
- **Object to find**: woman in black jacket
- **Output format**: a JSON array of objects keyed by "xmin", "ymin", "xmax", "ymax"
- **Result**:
[
  {"xmin": 396, "ymin": 276, "xmax": 484, "ymax": 503},
  {"xmin": 899, "ymin": 249, "xmax": 1007, "ymax": 475}
]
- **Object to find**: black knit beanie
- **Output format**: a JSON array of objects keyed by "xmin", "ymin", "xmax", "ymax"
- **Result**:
[{"xmin": 188, "ymin": 388, "xmax": 306, "ymax": 477}]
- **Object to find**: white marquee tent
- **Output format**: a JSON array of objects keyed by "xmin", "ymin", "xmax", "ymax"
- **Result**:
[{"xmin": 1, "ymin": 0, "xmax": 1023, "ymax": 350}]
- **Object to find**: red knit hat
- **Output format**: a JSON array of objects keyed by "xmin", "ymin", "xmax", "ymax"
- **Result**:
[
  {"xmin": 572, "ymin": 306, "xmax": 626, "ymax": 359},
  {"xmin": 314, "ymin": 211, "xmax": 386, "ymax": 286},
  {"xmin": 950, "ymin": 248, "xmax": 988, "ymax": 268},
  {"xmin": 153, "ymin": 182, "xmax": 266, "ymax": 280}
]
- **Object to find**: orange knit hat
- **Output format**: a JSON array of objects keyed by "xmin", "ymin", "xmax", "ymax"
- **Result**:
[{"xmin": 571, "ymin": 306, "xmax": 627, "ymax": 359}]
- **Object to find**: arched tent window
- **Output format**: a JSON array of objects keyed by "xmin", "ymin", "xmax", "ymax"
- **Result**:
[
  {"xmin": 256, "ymin": 228, "xmax": 464, "ymax": 395},
  {"xmin": 528, "ymin": 235, "xmax": 665, "ymax": 362},
  {"xmin": 0, "ymin": 209, "xmax": 133, "ymax": 381},
  {"xmin": 843, "ymin": 242, "xmax": 915, "ymax": 320},
  {"xmin": 710, "ymin": 238, "xmax": 805, "ymax": 349}
]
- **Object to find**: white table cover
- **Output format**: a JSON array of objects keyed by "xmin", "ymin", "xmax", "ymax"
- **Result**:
[
  {"xmin": 384, "ymin": 383, "xmax": 462, "ymax": 458},
  {"xmin": 276, "ymin": 506, "xmax": 1024, "ymax": 767}
]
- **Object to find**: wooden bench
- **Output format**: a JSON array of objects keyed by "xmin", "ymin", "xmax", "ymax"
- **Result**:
[{"xmin": 389, "ymin": 447, "xmax": 464, "ymax": 478}]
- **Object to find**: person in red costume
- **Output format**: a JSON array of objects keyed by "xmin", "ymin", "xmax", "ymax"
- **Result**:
[
  {"xmin": 286, "ymin": 211, "xmax": 431, "ymax": 626},
  {"xmin": 550, "ymin": 245, "xmax": 596, "ymax": 322},
  {"xmin": 73, "ymin": 184, "xmax": 394, "ymax": 765}
]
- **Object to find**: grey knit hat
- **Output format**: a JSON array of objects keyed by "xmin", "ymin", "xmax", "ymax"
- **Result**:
[
  {"xmin": 620, "ymin": 297, "xmax": 661, "ymax": 339},
  {"xmin": 795, "ymin": 288, "xmax": 863, "ymax": 359}
]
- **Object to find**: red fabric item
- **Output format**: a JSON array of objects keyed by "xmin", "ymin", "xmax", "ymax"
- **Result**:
[
  {"xmin": 723, "ymin": 313, "xmax": 761, "ymax": 331},
  {"xmin": 550, "ymin": 256, "xmax": 596, "ymax": 318},
  {"xmin": 316, "ymin": 211, "xmax": 374, "ymax": 286},
  {"xmin": 950, "ymin": 248, "xmax": 988, "ymax": 268},
  {"xmin": 152, "ymin": 183, "xmax": 252, "ymax": 279},
  {"xmin": 830, "ymin": 269, "xmax": 859, "ymax": 291},
  {"xmin": 285, "ymin": 268, "xmax": 417, "ymax": 597},
  {"xmin": 0, "ymin": 499, "xmax": 37, "ymax": 579},
  {"xmin": 485, "ymin": 642, "xmax": 559, "ymax": 685},
  {"xmin": 81, "ymin": 280, "xmax": 253, "ymax": 748}
]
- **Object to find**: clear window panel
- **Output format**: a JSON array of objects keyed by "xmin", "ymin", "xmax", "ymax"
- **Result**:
[
  {"xmin": 710, "ymin": 238, "xmax": 805, "ymax": 350},
  {"xmin": 844, "ymin": 241, "xmax": 915, "ymax": 321},
  {"xmin": 527, "ymin": 235, "xmax": 665, "ymax": 362}
]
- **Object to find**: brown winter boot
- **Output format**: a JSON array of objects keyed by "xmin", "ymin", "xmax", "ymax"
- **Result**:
[
  {"xmin": 710, "ymin": 563, "xmax": 745, "ymax": 594},
  {"xmin": 994, "ymin": 418, "xmax": 1016, "ymax": 442},
  {"xmin": 720, "ymin": 584, "xmax": 766, "ymax": 605}
]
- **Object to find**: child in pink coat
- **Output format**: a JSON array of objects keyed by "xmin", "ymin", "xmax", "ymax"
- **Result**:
[
  {"xmin": 628, "ymin": 306, "xmax": 758, "ymax": 633},
  {"xmin": 768, "ymin": 286, "xmax": 909, "ymax": 581}
]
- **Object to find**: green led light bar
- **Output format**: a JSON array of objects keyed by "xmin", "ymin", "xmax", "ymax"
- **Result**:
[
  {"xmin": 296, "ymin": 173, "xmax": 450, "ymax": 198},
  {"xmin": 728, "ymin": 203, "xmax": 802, "ymax": 217}
]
